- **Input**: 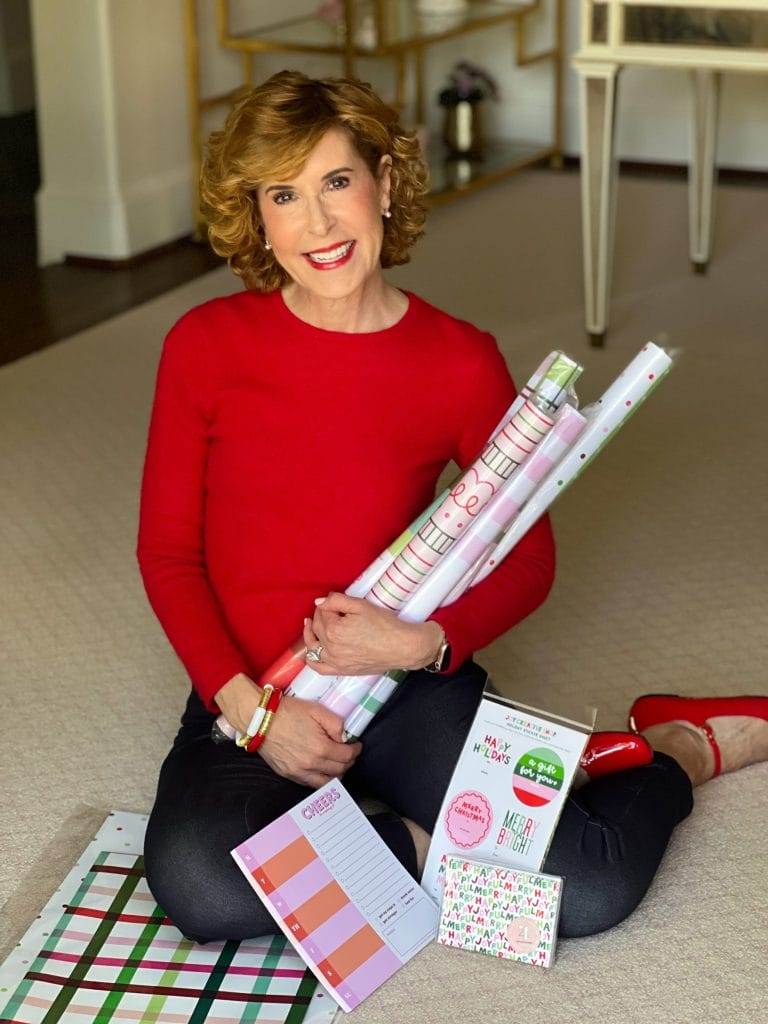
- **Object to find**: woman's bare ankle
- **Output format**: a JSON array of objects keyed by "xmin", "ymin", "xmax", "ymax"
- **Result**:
[
  {"xmin": 401, "ymin": 817, "xmax": 431, "ymax": 878},
  {"xmin": 641, "ymin": 722, "xmax": 712, "ymax": 787},
  {"xmin": 642, "ymin": 716, "xmax": 768, "ymax": 786}
]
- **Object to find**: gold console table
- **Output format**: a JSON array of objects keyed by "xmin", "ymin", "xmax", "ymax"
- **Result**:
[
  {"xmin": 184, "ymin": 0, "xmax": 564, "ymax": 237},
  {"xmin": 572, "ymin": 0, "xmax": 768, "ymax": 345}
]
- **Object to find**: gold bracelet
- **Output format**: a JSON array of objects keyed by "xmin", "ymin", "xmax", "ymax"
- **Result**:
[
  {"xmin": 244, "ymin": 687, "xmax": 284, "ymax": 752},
  {"xmin": 235, "ymin": 685, "xmax": 273, "ymax": 747},
  {"xmin": 258, "ymin": 709, "xmax": 275, "ymax": 737}
]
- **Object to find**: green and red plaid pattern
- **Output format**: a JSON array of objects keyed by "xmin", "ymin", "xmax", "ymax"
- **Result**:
[{"xmin": 0, "ymin": 851, "xmax": 333, "ymax": 1024}]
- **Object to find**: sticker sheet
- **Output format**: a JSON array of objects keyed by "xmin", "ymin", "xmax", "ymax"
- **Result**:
[
  {"xmin": 421, "ymin": 695, "xmax": 591, "ymax": 903},
  {"xmin": 0, "ymin": 812, "xmax": 335, "ymax": 1024},
  {"xmin": 437, "ymin": 857, "xmax": 563, "ymax": 968}
]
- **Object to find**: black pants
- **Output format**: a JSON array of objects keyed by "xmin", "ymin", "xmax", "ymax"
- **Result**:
[{"xmin": 144, "ymin": 660, "xmax": 694, "ymax": 942}]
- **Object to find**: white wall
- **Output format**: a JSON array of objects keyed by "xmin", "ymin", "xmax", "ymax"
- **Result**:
[
  {"xmin": 31, "ymin": 0, "xmax": 768, "ymax": 265},
  {"xmin": 32, "ymin": 0, "xmax": 191, "ymax": 265}
]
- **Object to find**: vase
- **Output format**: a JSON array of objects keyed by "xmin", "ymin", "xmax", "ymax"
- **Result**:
[{"xmin": 442, "ymin": 99, "xmax": 484, "ymax": 158}]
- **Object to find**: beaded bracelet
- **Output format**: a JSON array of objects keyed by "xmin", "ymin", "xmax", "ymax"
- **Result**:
[
  {"xmin": 246, "ymin": 685, "xmax": 283, "ymax": 753},
  {"xmin": 235, "ymin": 684, "xmax": 273, "ymax": 748}
]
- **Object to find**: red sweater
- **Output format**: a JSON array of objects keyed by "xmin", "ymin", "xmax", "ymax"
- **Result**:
[{"xmin": 137, "ymin": 287, "xmax": 555, "ymax": 712}]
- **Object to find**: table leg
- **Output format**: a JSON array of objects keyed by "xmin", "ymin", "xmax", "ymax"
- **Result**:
[
  {"xmin": 576, "ymin": 62, "xmax": 621, "ymax": 347},
  {"xmin": 689, "ymin": 70, "xmax": 720, "ymax": 274}
]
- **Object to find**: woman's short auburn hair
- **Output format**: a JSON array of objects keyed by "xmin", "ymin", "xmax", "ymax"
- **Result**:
[{"xmin": 199, "ymin": 70, "xmax": 431, "ymax": 293}]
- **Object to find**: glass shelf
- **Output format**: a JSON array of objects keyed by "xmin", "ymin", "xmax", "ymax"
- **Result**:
[
  {"xmin": 224, "ymin": 0, "xmax": 536, "ymax": 54},
  {"xmin": 426, "ymin": 138, "xmax": 554, "ymax": 202}
]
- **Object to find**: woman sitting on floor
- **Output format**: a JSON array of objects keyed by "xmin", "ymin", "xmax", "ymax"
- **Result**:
[{"xmin": 136, "ymin": 70, "xmax": 768, "ymax": 943}]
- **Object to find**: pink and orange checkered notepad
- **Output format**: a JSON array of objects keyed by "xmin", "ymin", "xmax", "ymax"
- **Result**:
[{"xmin": 231, "ymin": 781, "xmax": 438, "ymax": 1012}]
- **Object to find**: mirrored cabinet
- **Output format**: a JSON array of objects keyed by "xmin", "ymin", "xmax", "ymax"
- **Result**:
[{"xmin": 573, "ymin": 1, "xmax": 768, "ymax": 344}]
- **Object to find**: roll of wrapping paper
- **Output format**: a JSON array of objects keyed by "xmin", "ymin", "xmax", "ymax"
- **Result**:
[
  {"xmin": 449, "ymin": 341, "xmax": 675, "ymax": 597},
  {"xmin": 313, "ymin": 393, "xmax": 557, "ymax": 715},
  {"xmin": 368, "ymin": 351, "xmax": 580, "ymax": 614},
  {"xmin": 212, "ymin": 350, "xmax": 578, "ymax": 742},
  {"xmin": 339, "ymin": 403, "xmax": 587, "ymax": 738},
  {"xmin": 345, "ymin": 350, "xmax": 564, "ymax": 600},
  {"xmin": 342, "ymin": 341, "xmax": 673, "ymax": 739},
  {"xmin": 286, "ymin": 353, "xmax": 582, "ymax": 719}
]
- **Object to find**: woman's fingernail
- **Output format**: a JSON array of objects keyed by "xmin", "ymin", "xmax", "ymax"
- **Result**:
[{"xmin": 314, "ymin": 597, "xmax": 326, "ymax": 606}]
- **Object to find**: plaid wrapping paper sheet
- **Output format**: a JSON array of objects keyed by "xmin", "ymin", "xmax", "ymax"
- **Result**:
[{"xmin": 0, "ymin": 814, "xmax": 336, "ymax": 1024}]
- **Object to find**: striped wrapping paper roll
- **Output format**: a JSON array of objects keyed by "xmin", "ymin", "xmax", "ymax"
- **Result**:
[
  {"xmin": 341, "ymin": 342, "xmax": 673, "ymax": 737},
  {"xmin": 367, "ymin": 396, "xmax": 554, "ymax": 610},
  {"xmin": 333, "ymin": 349, "xmax": 566, "ymax": 605},
  {"xmin": 346, "ymin": 485, "xmax": 451, "ymax": 598},
  {"xmin": 283, "ymin": 352, "xmax": 580, "ymax": 710},
  {"xmin": 313, "ymin": 390, "xmax": 559, "ymax": 718},
  {"xmin": 367, "ymin": 351, "xmax": 579, "ymax": 612},
  {"xmin": 453, "ymin": 341, "xmax": 675, "ymax": 595},
  {"xmin": 339, "ymin": 404, "xmax": 587, "ymax": 738}
]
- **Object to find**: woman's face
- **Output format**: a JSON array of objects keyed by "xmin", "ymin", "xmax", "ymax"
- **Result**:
[{"xmin": 256, "ymin": 126, "xmax": 391, "ymax": 298}]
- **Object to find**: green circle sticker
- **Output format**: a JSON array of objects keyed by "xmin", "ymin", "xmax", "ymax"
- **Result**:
[{"xmin": 513, "ymin": 747, "xmax": 564, "ymax": 808}]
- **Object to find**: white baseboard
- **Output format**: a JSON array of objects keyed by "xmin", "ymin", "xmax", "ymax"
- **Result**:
[{"xmin": 35, "ymin": 165, "xmax": 194, "ymax": 266}]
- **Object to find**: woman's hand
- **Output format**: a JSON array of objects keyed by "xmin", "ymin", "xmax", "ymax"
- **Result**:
[
  {"xmin": 303, "ymin": 592, "xmax": 443, "ymax": 676},
  {"xmin": 259, "ymin": 695, "xmax": 363, "ymax": 789},
  {"xmin": 214, "ymin": 673, "xmax": 362, "ymax": 789}
]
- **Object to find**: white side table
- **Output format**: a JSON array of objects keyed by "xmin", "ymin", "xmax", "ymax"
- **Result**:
[{"xmin": 572, "ymin": 1, "xmax": 768, "ymax": 345}]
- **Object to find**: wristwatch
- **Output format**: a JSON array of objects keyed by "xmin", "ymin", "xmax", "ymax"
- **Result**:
[{"xmin": 425, "ymin": 628, "xmax": 452, "ymax": 673}]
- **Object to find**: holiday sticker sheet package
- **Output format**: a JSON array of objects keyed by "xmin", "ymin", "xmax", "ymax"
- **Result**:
[{"xmin": 421, "ymin": 692, "xmax": 592, "ymax": 903}]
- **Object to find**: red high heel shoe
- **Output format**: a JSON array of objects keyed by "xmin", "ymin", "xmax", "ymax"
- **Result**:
[
  {"xmin": 628, "ymin": 694, "xmax": 768, "ymax": 778},
  {"xmin": 579, "ymin": 731, "xmax": 653, "ymax": 779}
]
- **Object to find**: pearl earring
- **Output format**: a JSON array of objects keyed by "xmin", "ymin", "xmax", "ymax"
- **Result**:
[
  {"xmin": 383, "ymin": 208, "xmax": 392, "ymax": 219},
  {"xmin": 264, "ymin": 239, "xmax": 272, "ymax": 250}
]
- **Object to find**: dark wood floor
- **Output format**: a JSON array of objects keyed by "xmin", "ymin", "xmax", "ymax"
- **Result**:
[{"xmin": 2, "ymin": 110, "xmax": 765, "ymax": 369}]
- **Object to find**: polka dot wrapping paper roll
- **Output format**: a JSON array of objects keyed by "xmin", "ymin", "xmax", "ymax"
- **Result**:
[{"xmin": 461, "ymin": 341, "xmax": 675, "ymax": 593}]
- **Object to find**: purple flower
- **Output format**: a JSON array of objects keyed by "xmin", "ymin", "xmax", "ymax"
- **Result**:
[{"xmin": 440, "ymin": 60, "xmax": 500, "ymax": 105}]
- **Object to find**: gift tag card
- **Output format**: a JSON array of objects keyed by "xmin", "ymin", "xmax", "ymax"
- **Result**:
[{"xmin": 437, "ymin": 856, "xmax": 564, "ymax": 968}]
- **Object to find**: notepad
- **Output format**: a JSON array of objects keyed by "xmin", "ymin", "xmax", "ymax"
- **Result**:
[{"xmin": 231, "ymin": 781, "xmax": 438, "ymax": 1012}]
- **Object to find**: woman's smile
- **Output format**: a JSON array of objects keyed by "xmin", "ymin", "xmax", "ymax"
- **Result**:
[{"xmin": 303, "ymin": 239, "xmax": 356, "ymax": 269}]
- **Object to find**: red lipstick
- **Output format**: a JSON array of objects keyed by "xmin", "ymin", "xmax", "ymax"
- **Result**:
[{"xmin": 303, "ymin": 240, "xmax": 356, "ymax": 270}]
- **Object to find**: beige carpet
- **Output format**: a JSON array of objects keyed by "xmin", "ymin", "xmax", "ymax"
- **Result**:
[{"xmin": 1, "ymin": 168, "xmax": 766, "ymax": 1023}]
